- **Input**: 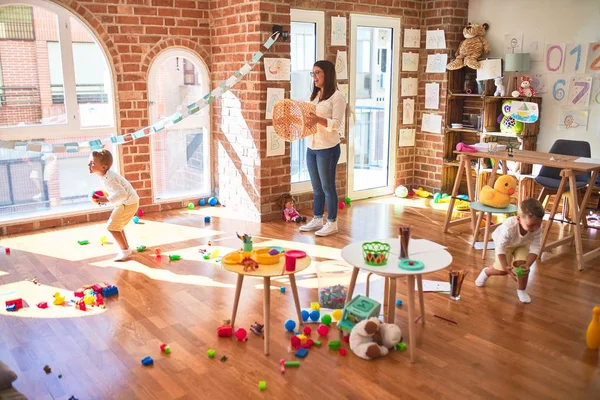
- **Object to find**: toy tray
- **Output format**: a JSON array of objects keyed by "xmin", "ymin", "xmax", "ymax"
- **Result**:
[
  {"xmin": 398, "ymin": 259, "xmax": 424, "ymax": 271},
  {"xmin": 221, "ymin": 248, "xmax": 311, "ymax": 277}
]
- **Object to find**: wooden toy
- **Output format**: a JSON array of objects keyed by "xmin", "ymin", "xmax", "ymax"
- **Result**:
[{"xmin": 338, "ymin": 295, "xmax": 382, "ymax": 334}]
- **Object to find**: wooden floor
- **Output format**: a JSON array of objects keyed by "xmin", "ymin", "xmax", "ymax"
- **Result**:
[{"xmin": 0, "ymin": 197, "xmax": 599, "ymax": 400}]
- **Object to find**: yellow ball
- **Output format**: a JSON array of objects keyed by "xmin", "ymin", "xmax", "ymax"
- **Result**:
[{"xmin": 332, "ymin": 309, "xmax": 342, "ymax": 321}]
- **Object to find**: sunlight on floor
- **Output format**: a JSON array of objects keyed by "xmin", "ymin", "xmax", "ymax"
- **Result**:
[
  {"xmin": 0, "ymin": 220, "xmax": 224, "ymax": 261},
  {"xmin": 0, "ymin": 270, "xmax": 7, "ymax": 277},
  {"xmin": 183, "ymin": 205, "xmax": 258, "ymax": 222},
  {"xmin": 0, "ymin": 281, "xmax": 106, "ymax": 319},
  {"xmin": 369, "ymin": 196, "xmax": 429, "ymax": 209},
  {"xmin": 161, "ymin": 245, "xmax": 236, "ymax": 264}
]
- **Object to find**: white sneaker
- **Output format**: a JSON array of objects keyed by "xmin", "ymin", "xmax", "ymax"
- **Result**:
[
  {"xmin": 114, "ymin": 249, "xmax": 132, "ymax": 261},
  {"xmin": 299, "ymin": 217, "xmax": 323, "ymax": 232},
  {"xmin": 315, "ymin": 220, "xmax": 338, "ymax": 237}
]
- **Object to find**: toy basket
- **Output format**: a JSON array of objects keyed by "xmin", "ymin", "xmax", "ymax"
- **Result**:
[
  {"xmin": 272, "ymin": 99, "xmax": 317, "ymax": 142},
  {"xmin": 317, "ymin": 260, "xmax": 352, "ymax": 309},
  {"xmin": 362, "ymin": 241, "xmax": 391, "ymax": 266}
]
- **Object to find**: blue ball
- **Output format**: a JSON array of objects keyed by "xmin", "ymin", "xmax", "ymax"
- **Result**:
[
  {"xmin": 208, "ymin": 197, "xmax": 218, "ymax": 206},
  {"xmin": 199, "ymin": 199, "xmax": 206, "ymax": 206},
  {"xmin": 309, "ymin": 310, "xmax": 320, "ymax": 322},
  {"xmin": 284, "ymin": 319, "xmax": 296, "ymax": 332},
  {"xmin": 132, "ymin": 216, "xmax": 140, "ymax": 224},
  {"xmin": 396, "ymin": 299, "xmax": 403, "ymax": 307},
  {"xmin": 204, "ymin": 216, "xmax": 211, "ymax": 223},
  {"xmin": 279, "ymin": 286, "xmax": 286, "ymax": 293},
  {"xmin": 301, "ymin": 310, "xmax": 309, "ymax": 322}
]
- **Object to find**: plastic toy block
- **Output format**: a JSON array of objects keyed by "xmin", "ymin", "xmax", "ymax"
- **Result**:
[
  {"xmin": 37, "ymin": 302, "xmax": 48, "ymax": 309},
  {"xmin": 203, "ymin": 254, "xmax": 210, "ymax": 260},
  {"xmin": 258, "ymin": 381, "xmax": 267, "ymax": 391},
  {"xmin": 95, "ymin": 294, "xmax": 104, "ymax": 306},
  {"xmin": 310, "ymin": 302, "xmax": 320, "ymax": 311},
  {"xmin": 295, "ymin": 348, "xmax": 308, "ymax": 358},
  {"xmin": 83, "ymin": 294, "xmax": 95, "ymax": 306},
  {"xmin": 5, "ymin": 248, "xmax": 10, "ymax": 254},
  {"xmin": 136, "ymin": 245, "xmax": 147, "ymax": 252},
  {"xmin": 77, "ymin": 240, "xmax": 89, "ymax": 245},
  {"xmin": 284, "ymin": 361, "xmax": 300, "ymax": 367},
  {"xmin": 217, "ymin": 324, "xmax": 233, "ymax": 337},
  {"xmin": 141, "ymin": 356, "xmax": 153, "ymax": 366},
  {"xmin": 6, "ymin": 304, "xmax": 16, "ymax": 312},
  {"xmin": 329, "ymin": 340, "xmax": 341, "ymax": 350},
  {"xmin": 101, "ymin": 286, "xmax": 119, "ymax": 298},
  {"xmin": 204, "ymin": 216, "xmax": 211, "ymax": 223},
  {"xmin": 280, "ymin": 287, "xmax": 286, "ymax": 293},
  {"xmin": 312, "ymin": 340, "xmax": 322, "ymax": 347},
  {"xmin": 396, "ymin": 299, "xmax": 403, "ymax": 307},
  {"xmin": 75, "ymin": 299, "xmax": 86, "ymax": 311},
  {"xmin": 395, "ymin": 342, "xmax": 407, "ymax": 352},
  {"xmin": 5, "ymin": 299, "xmax": 23, "ymax": 311},
  {"xmin": 74, "ymin": 291, "xmax": 84, "ymax": 298},
  {"xmin": 207, "ymin": 349, "xmax": 216, "ymax": 358},
  {"xmin": 43, "ymin": 365, "xmax": 51, "ymax": 374},
  {"xmin": 297, "ymin": 334, "xmax": 307, "ymax": 345},
  {"xmin": 92, "ymin": 283, "xmax": 109, "ymax": 293},
  {"xmin": 169, "ymin": 255, "xmax": 181, "ymax": 261},
  {"xmin": 220, "ymin": 355, "xmax": 227, "ymax": 362},
  {"xmin": 338, "ymin": 295, "xmax": 381, "ymax": 333}
]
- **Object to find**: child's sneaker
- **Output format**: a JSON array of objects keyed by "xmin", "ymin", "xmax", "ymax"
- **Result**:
[
  {"xmin": 114, "ymin": 248, "xmax": 132, "ymax": 261},
  {"xmin": 517, "ymin": 289, "xmax": 531, "ymax": 303},
  {"xmin": 475, "ymin": 268, "xmax": 489, "ymax": 287}
]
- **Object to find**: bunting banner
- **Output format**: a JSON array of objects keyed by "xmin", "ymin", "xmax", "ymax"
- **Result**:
[{"xmin": 0, "ymin": 32, "xmax": 281, "ymax": 154}]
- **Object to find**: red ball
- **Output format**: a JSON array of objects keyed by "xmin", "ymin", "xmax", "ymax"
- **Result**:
[
  {"xmin": 342, "ymin": 335, "xmax": 349, "ymax": 343},
  {"xmin": 160, "ymin": 343, "xmax": 167, "ymax": 352},
  {"xmin": 5, "ymin": 248, "xmax": 10, "ymax": 254},
  {"xmin": 317, "ymin": 324, "xmax": 329, "ymax": 337},
  {"xmin": 339, "ymin": 348, "xmax": 347, "ymax": 356},
  {"xmin": 338, "ymin": 201, "xmax": 345, "ymax": 209},
  {"xmin": 235, "ymin": 328, "xmax": 247, "ymax": 341},
  {"xmin": 137, "ymin": 209, "xmax": 144, "ymax": 217},
  {"xmin": 303, "ymin": 326, "xmax": 311, "ymax": 335}
]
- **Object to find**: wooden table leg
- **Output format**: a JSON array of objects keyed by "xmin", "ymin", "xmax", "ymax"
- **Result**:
[
  {"xmin": 345, "ymin": 267, "xmax": 360, "ymax": 305},
  {"xmin": 288, "ymin": 273, "xmax": 303, "ymax": 325},
  {"xmin": 464, "ymin": 156, "xmax": 477, "ymax": 232},
  {"xmin": 472, "ymin": 211, "xmax": 484, "ymax": 247},
  {"xmin": 482, "ymin": 211, "xmax": 492, "ymax": 260},
  {"xmin": 387, "ymin": 277, "xmax": 396, "ymax": 324},
  {"xmin": 416, "ymin": 275, "xmax": 425, "ymax": 324},
  {"xmin": 568, "ymin": 172, "xmax": 584, "ymax": 270},
  {"xmin": 231, "ymin": 274, "xmax": 244, "ymax": 327},
  {"xmin": 406, "ymin": 275, "xmax": 416, "ymax": 363},
  {"xmin": 444, "ymin": 157, "xmax": 466, "ymax": 232},
  {"xmin": 383, "ymin": 276, "xmax": 390, "ymax": 319},
  {"xmin": 540, "ymin": 173, "xmax": 568, "ymax": 253},
  {"xmin": 263, "ymin": 276, "xmax": 271, "ymax": 355}
]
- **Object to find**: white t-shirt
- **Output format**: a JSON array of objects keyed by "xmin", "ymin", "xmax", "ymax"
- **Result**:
[
  {"xmin": 101, "ymin": 170, "xmax": 139, "ymax": 206},
  {"xmin": 306, "ymin": 90, "xmax": 346, "ymax": 150},
  {"xmin": 491, "ymin": 216, "xmax": 542, "ymax": 255}
]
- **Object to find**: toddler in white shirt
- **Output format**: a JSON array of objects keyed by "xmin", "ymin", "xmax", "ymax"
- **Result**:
[{"xmin": 475, "ymin": 198, "xmax": 545, "ymax": 303}]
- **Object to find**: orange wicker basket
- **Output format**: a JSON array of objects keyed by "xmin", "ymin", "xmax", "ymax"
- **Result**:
[{"xmin": 272, "ymin": 99, "xmax": 317, "ymax": 142}]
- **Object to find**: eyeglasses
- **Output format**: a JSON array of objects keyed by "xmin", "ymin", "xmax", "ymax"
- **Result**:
[{"xmin": 309, "ymin": 71, "xmax": 323, "ymax": 77}]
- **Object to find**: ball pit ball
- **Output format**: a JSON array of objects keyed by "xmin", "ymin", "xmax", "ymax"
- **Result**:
[
  {"xmin": 89, "ymin": 189, "xmax": 108, "ymax": 204},
  {"xmin": 317, "ymin": 324, "xmax": 329, "ymax": 337},
  {"xmin": 321, "ymin": 314, "xmax": 332, "ymax": 326},
  {"xmin": 164, "ymin": 346, "xmax": 171, "ymax": 354},
  {"xmin": 338, "ymin": 201, "xmax": 345, "ymax": 209},
  {"xmin": 303, "ymin": 326, "xmax": 311, "ymax": 335},
  {"xmin": 199, "ymin": 199, "xmax": 206, "ymax": 206},
  {"xmin": 208, "ymin": 197, "xmax": 218, "ymax": 206},
  {"xmin": 395, "ymin": 185, "xmax": 408, "ymax": 198},
  {"xmin": 207, "ymin": 349, "xmax": 216, "ymax": 358},
  {"xmin": 188, "ymin": 202, "xmax": 194, "ymax": 210},
  {"xmin": 345, "ymin": 197, "xmax": 352, "ymax": 204},
  {"xmin": 235, "ymin": 328, "xmax": 247, "ymax": 341},
  {"xmin": 396, "ymin": 299, "xmax": 403, "ymax": 307},
  {"xmin": 132, "ymin": 216, "xmax": 140, "ymax": 224},
  {"xmin": 340, "ymin": 348, "xmax": 347, "ymax": 356},
  {"xmin": 301, "ymin": 310, "xmax": 310, "ymax": 322},
  {"xmin": 331, "ymin": 309, "xmax": 342, "ymax": 321},
  {"xmin": 309, "ymin": 310, "xmax": 320, "ymax": 322},
  {"xmin": 284, "ymin": 319, "xmax": 296, "ymax": 332},
  {"xmin": 137, "ymin": 209, "xmax": 144, "ymax": 217}
]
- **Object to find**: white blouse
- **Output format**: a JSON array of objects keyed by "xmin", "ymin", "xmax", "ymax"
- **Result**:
[{"xmin": 307, "ymin": 90, "xmax": 346, "ymax": 150}]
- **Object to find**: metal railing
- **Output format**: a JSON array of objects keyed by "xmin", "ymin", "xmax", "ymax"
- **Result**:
[
  {"xmin": 51, "ymin": 84, "xmax": 108, "ymax": 104},
  {"xmin": 0, "ymin": 85, "xmax": 40, "ymax": 106}
]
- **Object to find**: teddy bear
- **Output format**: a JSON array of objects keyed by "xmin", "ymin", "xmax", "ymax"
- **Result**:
[
  {"xmin": 511, "ymin": 76, "xmax": 535, "ymax": 98},
  {"xmin": 447, "ymin": 23, "xmax": 491, "ymax": 70},
  {"xmin": 349, "ymin": 317, "xmax": 402, "ymax": 360},
  {"xmin": 494, "ymin": 77, "xmax": 505, "ymax": 97}
]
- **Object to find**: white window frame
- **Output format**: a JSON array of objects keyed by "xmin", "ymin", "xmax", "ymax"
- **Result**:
[
  {"xmin": 290, "ymin": 9, "xmax": 324, "ymax": 195},
  {"xmin": 0, "ymin": 0, "xmax": 116, "ymax": 140},
  {"xmin": 147, "ymin": 48, "xmax": 212, "ymax": 204}
]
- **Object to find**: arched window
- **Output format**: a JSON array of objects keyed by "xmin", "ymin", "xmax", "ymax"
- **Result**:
[
  {"xmin": 0, "ymin": 0, "xmax": 115, "ymax": 223},
  {"xmin": 148, "ymin": 49, "xmax": 211, "ymax": 202}
]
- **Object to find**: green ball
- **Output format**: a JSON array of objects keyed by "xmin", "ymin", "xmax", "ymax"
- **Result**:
[
  {"xmin": 164, "ymin": 346, "xmax": 171, "ymax": 354},
  {"xmin": 345, "ymin": 197, "xmax": 352, "ymax": 204},
  {"xmin": 188, "ymin": 202, "xmax": 194, "ymax": 210},
  {"xmin": 515, "ymin": 267, "xmax": 523, "ymax": 277},
  {"xmin": 321, "ymin": 314, "xmax": 332, "ymax": 326},
  {"xmin": 207, "ymin": 349, "xmax": 216, "ymax": 358}
]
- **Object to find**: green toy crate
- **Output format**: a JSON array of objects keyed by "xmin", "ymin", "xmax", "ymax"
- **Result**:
[
  {"xmin": 362, "ymin": 241, "xmax": 390, "ymax": 266},
  {"xmin": 338, "ymin": 295, "xmax": 382, "ymax": 334}
]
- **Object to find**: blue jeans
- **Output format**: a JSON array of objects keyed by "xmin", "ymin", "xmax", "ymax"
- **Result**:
[{"xmin": 306, "ymin": 144, "xmax": 341, "ymax": 221}]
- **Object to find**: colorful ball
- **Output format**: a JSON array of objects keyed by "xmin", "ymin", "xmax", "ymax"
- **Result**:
[
  {"xmin": 331, "ymin": 309, "xmax": 342, "ymax": 321},
  {"xmin": 188, "ymin": 202, "xmax": 194, "ymax": 210},
  {"xmin": 338, "ymin": 201, "xmax": 345, "ymax": 209},
  {"xmin": 284, "ymin": 319, "xmax": 296, "ymax": 332},
  {"xmin": 344, "ymin": 197, "xmax": 352, "ymax": 204},
  {"xmin": 199, "ymin": 199, "xmax": 206, "ymax": 206},
  {"xmin": 395, "ymin": 185, "xmax": 408, "ymax": 198},
  {"xmin": 301, "ymin": 310, "xmax": 310, "ymax": 322},
  {"xmin": 235, "ymin": 328, "xmax": 247, "ymax": 341},
  {"xmin": 132, "ymin": 216, "xmax": 140, "ymax": 224},
  {"xmin": 309, "ymin": 310, "xmax": 320, "ymax": 322},
  {"xmin": 303, "ymin": 326, "xmax": 311, "ymax": 335},
  {"xmin": 89, "ymin": 189, "xmax": 108, "ymax": 204},
  {"xmin": 208, "ymin": 197, "xmax": 218, "ymax": 206},
  {"xmin": 317, "ymin": 324, "xmax": 329, "ymax": 337},
  {"xmin": 137, "ymin": 209, "xmax": 144, "ymax": 217},
  {"xmin": 321, "ymin": 314, "xmax": 332, "ymax": 326}
]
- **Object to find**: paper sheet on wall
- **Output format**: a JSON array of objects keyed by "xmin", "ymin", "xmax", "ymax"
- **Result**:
[
  {"xmin": 331, "ymin": 16, "xmax": 347, "ymax": 46},
  {"xmin": 402, "ymin": 98, "xmax": 415, "ymax": 124},
  {"xmin": 401, "ymin": 77, "xmax": 418, "ymax": 96},
  {"xmin": 425, "ymin": 54, "xmax": 447, "ymax": 73},
  {"xmin": 523, "ymin": 35, "xmax": 545, "ymax": 61},
  {"xmin": 567, "ymin": 76, "xmax": 593, "ymax": 107},
  {"xmin": 531, "ymin": 73, "xmax": 548, "ymax": 94},
  {"xmin": 425, "ymin": 82, "xmax": 439, "ymax": 109},
  {"xmin": 476, "ymin": 59, "xmax": 502, "ymax": 81},
  {"xmin": 558, "ymin": 109, "xmax": 588, "ymax": 131},
  {"xmin": 338, "ymin": 84, "xmax": 349, "ymax": 103},
  {"xmin": 265, "ymin": 88, "xmax": 284, "ymax": 119},
  {"xmin": 335, "ymin": 50, "xmax": 348, "ymax": 80},
  {"xmin": 504, "ymin": 32, "xmax": 523, "ymax": 54},
  {"xmin": 588, "ymin": 42, "xmax": 600, "ymax": 73},
  {"xmin": 421, "ymin": 113, "xmax": 442, "ymax": 134},
  {"xmin": 402, "ymin": 52, "xmax": 419, "ymax": 72},
  {"xmin": 398, "ymin": 128, "xmax": 415, "ymax": 147},
  {"xmin": 592, "ymin": 77, "xmax": 600, "ymax": 107},
  {"xmin": 266, "ymin": 126, "xmax": 285, "ymax": 156},
  {"xmin": 565, "ymin": 43, "xmax": 589, "ymax": 73},
  {"xmin": 404, "ymin": 28, "xmax": 420, "ymax": 48},
  {"xmin": 426, "ymin": 30, "xmax": 446, "ymax": 49},
  {"xmin": 545, "ymin": 43, "xmax": 566, "ymax": 73},
  {"xmin": 264, "ymin": 58, "xmax": 290, "ymax": 81}
]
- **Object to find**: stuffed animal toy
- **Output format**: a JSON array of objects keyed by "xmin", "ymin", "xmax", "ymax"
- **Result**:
[
  {"xmin": 511, "ymin": 76, "xmax": 536, "ymax": 98},
  {"xmin": 494, "ymin": 77, "xmax": 505, "ymax": 97},
  {"xmin": 479, "ymin": 175, "xmax": 517, "ymax": 208},
  {"xmin": 413, "ymin": 187, "xmax": 432, "ymax": 198},
  {"xmin": 447, "ymin": 23, "xmax": 491, "ymax": 70},
  {"xmin": 349, "ymin": 317, "xmax": 402, "ymax": 360}
]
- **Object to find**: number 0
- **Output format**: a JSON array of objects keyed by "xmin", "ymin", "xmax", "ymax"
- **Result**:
[{"xmin": 546, "ymin": 45, "xmax": 564, "ymax": 72}]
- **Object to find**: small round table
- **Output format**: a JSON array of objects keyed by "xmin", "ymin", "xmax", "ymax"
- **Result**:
[
  {"xmin": 341, "ymin": 238, "xmax": 452, "ymax": 363},
  {"xmin": 222, "ymin": 248, "xmax": 312, "ymax": 355}
]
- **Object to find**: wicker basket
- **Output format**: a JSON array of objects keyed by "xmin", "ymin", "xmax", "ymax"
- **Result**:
[
  {"xmin": 272, "ymin": 99, "xmax": 317, "ymax": 142},
  {"xmin": 362, "ymin": 241, "xmax": 391, "ymax": 266}
]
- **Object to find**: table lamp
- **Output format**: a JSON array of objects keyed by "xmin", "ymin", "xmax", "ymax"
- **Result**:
[{"xmin": 504, "ymin": 53, "xmax": 531, "ymax": 95}]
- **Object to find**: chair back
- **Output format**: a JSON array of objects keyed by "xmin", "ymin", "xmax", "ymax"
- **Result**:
[{"xmin": 538, "ymin": 139, "xmax": 591, "ymax": 184}]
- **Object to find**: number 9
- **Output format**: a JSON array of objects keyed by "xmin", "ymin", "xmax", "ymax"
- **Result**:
[{"xmin": 553, "ymin": 79, "xmax": 566, "ymax": 101}]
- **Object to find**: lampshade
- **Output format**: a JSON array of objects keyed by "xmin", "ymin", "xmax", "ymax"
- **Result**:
[{"xmin": 504, "ymin": 53, "xmax": 531, "ymax": 72}]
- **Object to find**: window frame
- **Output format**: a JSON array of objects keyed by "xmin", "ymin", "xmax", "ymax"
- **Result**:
[
  {"xmin": 0, "ymin": 0, "xmax": 116, "ymax": 140},
  {"xmin": 290, "ymin": 9, "xmax": 324, "ymax": 195}
]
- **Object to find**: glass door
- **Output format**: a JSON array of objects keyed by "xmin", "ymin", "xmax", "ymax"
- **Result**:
[{"xmin": 348, "ymin": 15, "xmax": 400, "ymax": 200}]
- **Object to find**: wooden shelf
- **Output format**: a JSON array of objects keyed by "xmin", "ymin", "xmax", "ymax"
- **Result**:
[
  {"xmin": 448, "ymin": 93, "xmax": 485, "ymax": 98},
  {"xmin": 481, "ymin": 131, "xmax": 522, "ymax": 139},
  {"xmin": 444, "ymin": 161, "xmax": 461, "ymax": 167},
  {"xmin": 446, "ymin": 127, "xmax": 480, "ymax": 134}
]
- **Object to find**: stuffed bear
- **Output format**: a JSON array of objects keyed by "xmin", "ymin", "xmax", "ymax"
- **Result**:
[
  {"xmin": 511, "ymin": 76, "xmax": 536, "ymax": 98},
  {"xmin": 494, "ymin": 77, "xmax": 506, "ymax": 97},
  {"xmin": 349, "ymin": 317, "xmax": 402, "ymax": 360},
  {"xmin": 447, "ymin": 23, "xmax": 491, "ymax": 70}
]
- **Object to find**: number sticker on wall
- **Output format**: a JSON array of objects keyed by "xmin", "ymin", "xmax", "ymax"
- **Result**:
[
  {"xmin": 552, "ymin": 78, "xmax": 568, "ymax": 103},
  {"xmin": 588, "ymin": 42, "xmax": 600, "ymax": 72},
  {"xmin": 545, "ymin": 43, "xmax": 566, "ymax": 73},
  {"xmin": 591, "ymin": 77, "xmax": 600, "ymax": 106},
  {"xmin": 568, "ymin": 76, "xmax": 592, "ymax": 107},
  {"xmin": 566, "ymin": 43, "xmax": 588, "ymax": 73}
]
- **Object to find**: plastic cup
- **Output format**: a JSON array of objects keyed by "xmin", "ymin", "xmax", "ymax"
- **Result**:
[
  {"xmin": 285, "ymin": 254, "xmax": 296, "ymax": 272},
  {"xmin": 243, "ymin": 241, "xmax": 253, "ymax": 252}
]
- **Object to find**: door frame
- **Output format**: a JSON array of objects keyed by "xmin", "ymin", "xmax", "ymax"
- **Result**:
[{"xmin": 347, "ymin": 14, "xmax": 400, "ymax": 200}]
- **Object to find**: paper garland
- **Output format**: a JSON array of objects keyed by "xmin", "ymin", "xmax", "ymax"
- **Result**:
[{"xmin": 0, "ymin": 32, "xmax": 282, "ymax": 154}]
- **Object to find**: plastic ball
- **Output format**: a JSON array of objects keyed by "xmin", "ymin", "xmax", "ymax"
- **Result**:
[
  {"xmin": 284, "ymin": 319, "xmax": 296, "ymax": 332},
  {"xmin": 301, "ymin": 310, "xmax": 309, "ymax": 322},
  {"xmin": 199, "ymin": 199, "xmax": 206, "ymax": 206},
  {"xmin": 309, "ymin": 310, "xmax": 320, "ymax": 322},
  {"xmin": 345, "ymin": 197, "xmax": 352, "ymax": 204},
  {"xmin": 188, "ymin": 202, "xmax": 194, "ymax": 210},
  {"xmin": 235, "ymin": 328, "xmax": 247, "ymax": 341},
  {"xmin": 89, "ymin": 189, "xmax": 108, "ymax": 204},
  {"xmin": 395, "ymin": 185, "xmax": 408, "ymax": 198},
  {"xmin": 338, "ymin": 201, "xmax": 345, "ymax": 209},
  {"xmin": 280, "ymin": 286, "xmax": 286, "ymax": 293},
  {"xmin": 331, "ymin": 309, "xmax": 342, "ymax": 321},
  {"xmin": 132, "ymin": 216, "xmax": 140, "ymax": 224},
  {"xmin": 321, "ymin": 314, "xmax": 332, "ymax": 326},
  {"xmin": 208, "ymin": 197, "xmax": 218, "ymax": 206},
  {"xmin": 137, "ymin": 209, "xmax": 144, "ymax": 217},
  {"xmin": 303, "ymin": 326, "xmax": 311, "ymax": 335},
  {"xmin": 317, "ymin": 324, "xmax": 329, "ymax": 337}
]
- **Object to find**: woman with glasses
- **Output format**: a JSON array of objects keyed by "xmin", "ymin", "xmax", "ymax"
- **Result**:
[{"xmin": 299, "ymin": 60, "xmax": 346, "ymax": 237}]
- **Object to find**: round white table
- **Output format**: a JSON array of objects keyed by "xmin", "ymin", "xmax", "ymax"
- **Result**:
[{"xmin": 341, "ymin": 238, "xmax": 453, "ymax": 363}]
